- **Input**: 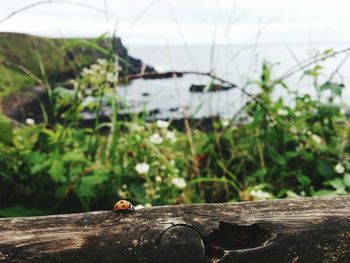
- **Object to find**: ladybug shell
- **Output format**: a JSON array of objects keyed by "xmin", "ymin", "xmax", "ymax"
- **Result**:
[{"xmin": 113, "ymin": 200, "xmax": 134, "ymax": 211}]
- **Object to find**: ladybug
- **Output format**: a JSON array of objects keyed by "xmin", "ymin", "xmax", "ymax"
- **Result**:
[{"xmin": 113, "ymin": 200, "xmax": 134, "ymax": 212}]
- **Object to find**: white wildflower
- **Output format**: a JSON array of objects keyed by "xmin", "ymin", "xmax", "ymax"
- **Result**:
[
  {"xmin": 250, "ymin": 188, "xmax": 272, "ymax": 200},
  {"xmin": 249, "ymin": 185, "xmax": 273, "ymax": 200},
  {"xmin": 171, "ymin": 177, "xmax": 187, "ymax": 189},
  {"xmin": 135, "ymin": 163, "xmax": 150, "ymax": 174},
  {"xmin": 81, "ymin": 96, "xmax": 96, "ymax": 108},
  {"xmin": 82, "ymin": 68, "xmax": 92, "ymax": 76},
  {"xmin": 106, "ymin": 72, "xmax": 116, "ymax": 83},
  {"xmin": 149, "ymin": 133, "xmax": 163, "ymax": 144},
  {"xmin": 311, "ymin": 134, "xmax": 322, "ymax": 144},
  {"xmin": 155, "ymin": 176, "xmax": 162, "ymax": 182},
  {"xmin": 156, "ymin": 120, "xmax": 170, "ymax": 129},
  {"xmin": 295, "ymin": 111, "xmax": 302, "ymax": 117},
  {"xmin": 97, "ymin": 58, "xmax": 108, "ymax": 65},
  {"xmin": 117, "ymin": 189, "xmax": 127, "ymax": 199},
  {"xmin": 165, "ymin": 131, "xmax": 177, "ymax": 143},
  {"xmin": 268, "ymin": 120, "xmax": 277, "ymax": 128},
  {"xmin": 335, "ymin": 163, "xmax": 345, "ymax": 174},
  {"xmin": 134, "ymin": 204, "xmax": 144, "ymax": 210},
  {"xmin": 277, "ymin": 108, "xmax": 288, "ymax": 116},
  {"xmin": 129, "ymin": 123, "xmax": 145, "ymax": 132},
  {"xmin": 221, "ymin": 119, "xmax": 230, "ymax": 127},
  {"xmin": 91, "ymin": 64, "xmax": 101, "ymax": 72},
  {"xmin": 89, "ymin": 76, "xmax": 98, "ymax": 83},
  {"xmin": 25, "ymin": 118, "xmax": 35, "ymax": 125},
  {"xmin": 286, "ymin": 191, "xmax": 300, "ymax": 198},
  {"xmin": 266, "ymin": 115, "xmax": 277, "ymax": 127},
  {"xmin": 289, "ymin": 126, "xmax": 298, "ymax": 134}
]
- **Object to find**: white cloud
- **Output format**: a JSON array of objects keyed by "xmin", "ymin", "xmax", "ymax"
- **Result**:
[{"xmin": 0, "ymin": 0, "xmax": 349, "ymax": 45}]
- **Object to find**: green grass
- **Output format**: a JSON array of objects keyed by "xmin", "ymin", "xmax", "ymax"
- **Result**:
[
  {"xmin": 0, "ymin": 65, "xmax": 36, "ymax": 96},
  {"xmin": 0, "ymin": 32, "xmax": 115, "ymax": 97}
]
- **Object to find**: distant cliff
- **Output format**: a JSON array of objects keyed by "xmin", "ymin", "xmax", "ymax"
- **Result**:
[{"xmin": 0, "ymin": 32, "xmax": 155, "ymax": 97}]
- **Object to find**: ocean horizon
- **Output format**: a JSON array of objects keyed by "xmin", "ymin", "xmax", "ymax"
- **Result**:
[{"xmin": 116, "ymin": 43, "xmax": 350, "ymax": 119}]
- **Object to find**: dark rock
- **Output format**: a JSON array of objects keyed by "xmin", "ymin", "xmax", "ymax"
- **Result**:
[
  {"xmin": 1, "ymin": 85, "xmax": 49, "ymax": 122},
  {"xmin": 118, "ymin": 71, "xmax": 183, "ymax": 84},
  {"xmin": 169, "ymin": 107, "xmax": 179, "ymax": 112},
  {"xmin": 101, "ymin": 37, "xmax": 156, "ymax": 75},
  {"xmin": 142, "ymin": 72, "xmax": 183, "ymax": 80},
  {"xmin": 190, "ymin": 83, "xmax": 236, "ymax": 93}
]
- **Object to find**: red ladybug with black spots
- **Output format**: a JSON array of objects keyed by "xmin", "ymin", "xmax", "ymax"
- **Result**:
[{"xmin": 113, "ymin": 200, "xmax": 134, "ymax": 212}]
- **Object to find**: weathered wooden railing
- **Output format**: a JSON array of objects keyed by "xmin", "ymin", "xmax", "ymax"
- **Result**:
[{"xmin": 0, "ymin": 197, "xmax": 349, "ymax": 263}]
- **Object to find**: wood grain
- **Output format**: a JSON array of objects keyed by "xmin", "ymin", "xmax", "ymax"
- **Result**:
[{"xmin": 0, "ymin": 197, "xmax": 349, "ymax": 262}]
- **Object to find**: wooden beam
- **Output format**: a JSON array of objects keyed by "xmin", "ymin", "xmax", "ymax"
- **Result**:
[{"xmin": 0, "ymin": 197, "xmax": 349, "ymax": 263}]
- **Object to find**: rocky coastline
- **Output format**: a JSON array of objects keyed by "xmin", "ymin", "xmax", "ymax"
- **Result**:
[{"xmin": 0, "ymin": 33, "xmax": 155, "ymax": 122}]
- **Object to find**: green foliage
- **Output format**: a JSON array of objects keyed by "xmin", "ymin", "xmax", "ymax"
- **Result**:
[
  {"xmin": 0, "ymin": 206, "xmax": 46, "ymax": 217},
  {"xmin": 320, "ymin": 82, "xmax": 344, "ymax": 96},
  {"xmin": 0, "ymin": 115, "xmax": 13, "ymax": 144},
  {"xmin": 1, "ymin": 50, "xmax": 350, "ymax": 217},
  {"xmin": 0, "ymin": 32, "xmax": 118, "ymax": 97}
]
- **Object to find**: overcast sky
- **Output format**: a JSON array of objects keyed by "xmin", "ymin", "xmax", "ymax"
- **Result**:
[{"xmin": 0, "ymin": 0, "xmax": 349, "ymax": 46}]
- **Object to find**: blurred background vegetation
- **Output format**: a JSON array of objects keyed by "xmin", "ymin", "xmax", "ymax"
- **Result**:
[{"xmin": 0, "ymin": 32, "xmax": 350, "ymax": 217}]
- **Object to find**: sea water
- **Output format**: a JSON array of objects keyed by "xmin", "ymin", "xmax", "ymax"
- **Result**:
[{"xmin": 117, "ymin": 43, "xmax": 350, "ymax": 119}]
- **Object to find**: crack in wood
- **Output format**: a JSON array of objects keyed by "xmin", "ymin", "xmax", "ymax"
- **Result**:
[{"xmin": 203, "ymin": 221, "xmax": 275, "ymax": 262}]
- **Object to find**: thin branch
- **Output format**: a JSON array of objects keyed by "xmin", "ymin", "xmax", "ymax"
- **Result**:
[
  {"xmin": 0, "ymin": 0, "xmax": 115, "ymax": 25},
  {"xmin": 279, "ymin": 47, "xmax": 350, "ymax": 81},
  {"xmin": 103, "ymin": 0, "xmax": 109, "ymax": 24},
  {"xmin": 326, "ymin": 53, "xmax": 350, "ymax": 83},
  {"xmin": 118, "ymin": 70, "xmax": 270, "ymax": 114},
  {"xmin": 245, "ymin": 17, "xmax": 277, "ymax": 82},
  {"xmin": 167, "ymin": 1, "xmax": 199, "ymax": 72},
  {"xmin": 129, "ymin": 0, "xmax": 162, "ymax": 30},
  {"xmin": 285, "ymin": 43, "xmax": 302, "ymax": 68},
  {"xmin": 224, "ymin": 0, "xmax": 240, "ymax": 35}
]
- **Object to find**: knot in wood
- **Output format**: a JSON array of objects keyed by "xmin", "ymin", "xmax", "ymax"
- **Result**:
[{"xmin": 157, "ymin": 225, "xmax": 205, "ymax": 263}]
